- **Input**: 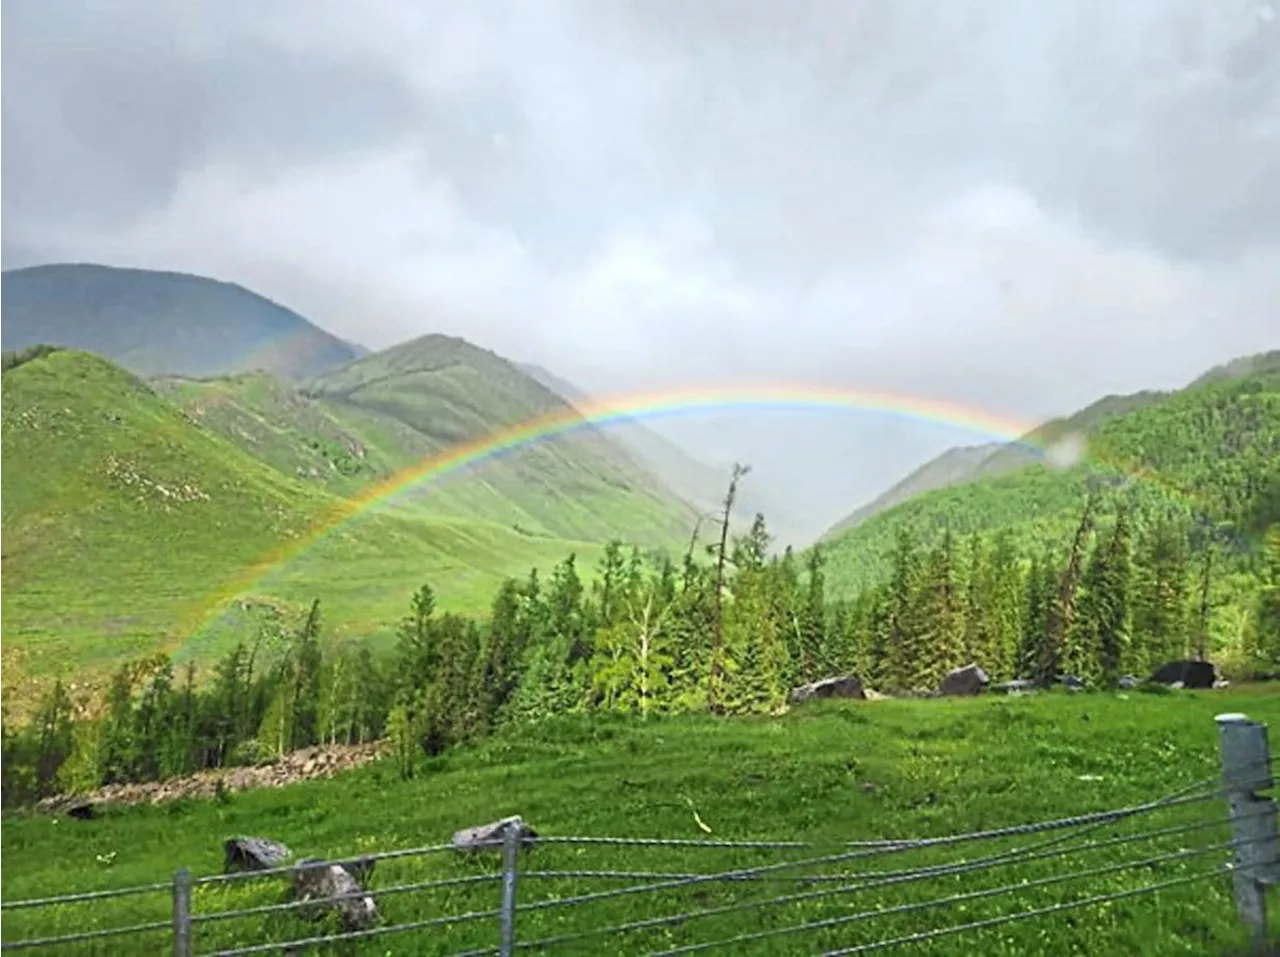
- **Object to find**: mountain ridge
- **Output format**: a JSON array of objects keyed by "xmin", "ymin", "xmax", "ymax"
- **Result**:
[{"xmin": 1, "ymin": 262, "xmax": 366, "ymax": 380}]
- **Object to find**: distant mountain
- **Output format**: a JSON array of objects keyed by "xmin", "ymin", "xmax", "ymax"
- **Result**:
[
  {"xmin": 823, "ymin": 377, "xmax": 1229, "ymax": 539},
  {"xmin": 1, "ymin": 263, "xmax": 364, "ymax": 379},
  {"xmin": 820, "ymin": 351, "xmax": 1280, "ymax": 598},
  {"xmin": 822, "ymin": 442, "xmax": 1005, "ymax": 539},
  {"xmin": 517, "ymin": 362, "xmax": 807, "ymax": 546}
]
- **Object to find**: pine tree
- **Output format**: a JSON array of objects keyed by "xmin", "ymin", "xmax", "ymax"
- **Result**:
[
  {"xmin": 1133, "ymin": 519, "xmax": 1191, "ymax": 668},
  {"xmin": 914, "ymin": 525, "xmax": 963, "ymax": 688},
  {"xmin": 883, "ymin": 525, "xmax": 922, "ymax": 691}
]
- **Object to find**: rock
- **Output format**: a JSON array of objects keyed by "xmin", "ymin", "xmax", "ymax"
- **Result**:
[
  {"xmin": 290, "ymin": 859, "xmax": 378, "ymax": 930},
  {"xmin": 994, "ymin": 679, "xmax": 1038, "ymax": 695},
  {"xmin": 224, "ymin": 837, "xmax": 293, "ymax": 874},
  {"xmin": 1061, "ymin": 675, "xmax": 1086, "ymax": 692},
  {"xmin": 452, "ymin": 815, "xmax": 537, "ymax": 853},
  {"xmin": 863, "ymin": 688, "xmax": 891, "ymax": 701},
  {"xmin": 1214, "ymin": 679, "xmax": 1231, "ymax": 690},
  {"xmin": 1118, "ymin": 674, "xmax": 1140, "ymax": 690},
  {"xmin": 35, "ymin": 795, "xmax": 98, "ymax": 819},
  {"xmin": 789, "ymin": 675, "xmax": 866, "ymax": 705},
  {"xmin": 938, "ymin": 663, "xmax": 989, "ymax": 697},
  {"xmin": 1148, "ymin": 660, "xmax": 1217, "ymax": 690}
]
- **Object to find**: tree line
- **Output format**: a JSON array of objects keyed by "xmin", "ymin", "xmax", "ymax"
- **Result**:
[{"xmin": 5, "ymin": 471, "xmax": 1279, "ymax": 806}]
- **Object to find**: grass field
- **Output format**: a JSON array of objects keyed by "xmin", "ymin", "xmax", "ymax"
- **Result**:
[
  {"xmin": 2, "ymin": 350, "xmax": 696, "ymax": 702},
  {"xmin": 5, "ymin": 689, "xmax": 1278, "ymax": 955}
]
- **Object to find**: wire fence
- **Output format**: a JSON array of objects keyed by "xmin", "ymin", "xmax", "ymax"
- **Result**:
[{"xmin": 3, "ymin": 712, "xmax": 1278, "ymax": 956}]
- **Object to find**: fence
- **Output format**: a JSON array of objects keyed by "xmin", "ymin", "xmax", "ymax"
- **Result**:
[{"xmin": 3, "ymin": 712, "xmax": 1279, "ymax": 956}]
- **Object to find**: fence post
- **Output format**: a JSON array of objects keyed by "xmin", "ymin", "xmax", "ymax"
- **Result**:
[
  {"xmin": 172, "ymin": 867, "xmax": 192, "ymax": 957},
  {"xmin": 499, "ymin": 824, "xmax": 521, "ymax": 957},
  {"xmin": 1216, "ymin": 713, "xmax": 1280, "ymax": 954}
]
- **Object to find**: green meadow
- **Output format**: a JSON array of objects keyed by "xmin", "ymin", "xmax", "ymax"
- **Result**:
[{"xmin": 4, "ymin": 690, "xmax": 1278, "ymax": 956}]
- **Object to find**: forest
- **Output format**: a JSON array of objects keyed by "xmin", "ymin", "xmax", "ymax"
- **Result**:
[{"xmin": 5, "ymin": 465, "xmax": 1280, "ymax": 809}]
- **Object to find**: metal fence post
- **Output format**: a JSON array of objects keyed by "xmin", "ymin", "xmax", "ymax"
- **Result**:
[
  {"xmin": 499, "ymin": 824, "xmax": 521, "ymax": 957},
  {"xmin": 1216, "ymin": 713, "xmax": 1280, "ymax": 954},
  {"xmin": 172, "ymin": 867, "xmax": 192, "ymax": 957}
]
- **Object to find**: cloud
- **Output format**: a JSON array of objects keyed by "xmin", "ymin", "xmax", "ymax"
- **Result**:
[{"xmin": 4, "ymin": 0, "xmax": 1279, "ymax": 543}]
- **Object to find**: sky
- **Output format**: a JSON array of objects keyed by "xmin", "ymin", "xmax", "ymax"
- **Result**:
[{"xmin": 4, "ymin": 0, "xmax": 1279, "ymax": 545}]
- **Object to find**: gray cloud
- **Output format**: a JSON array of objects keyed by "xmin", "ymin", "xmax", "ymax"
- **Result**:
[{"xmin": 4, "ymin": 0, "xmax": 1279, "ymax": 544}]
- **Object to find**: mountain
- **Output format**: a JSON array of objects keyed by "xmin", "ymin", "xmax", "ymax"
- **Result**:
[
  {"xmin": 822, "ymin": 442, "xmax": 1004, "ymax": 539},
  {"xmin": 821, "ymin": 364, "xmax": 1272, "ymax": 539},
  {"xmin": 1, "ymin": 344, "xmax": 700, "ymax": 705},
  {"xmin": 303, "ymin": 336, "xmax": 699, "ymax": 544},
  {"xmin": 517, "ymin": 362, "xmax": 808, "ymax": 546},
  {"xmin": 820, "ymin": 353, "xmax": 1280, "ymax": 599},
  {"xmin": 0, "ymin": 263, "xmax": 364, "ymax": 379}
]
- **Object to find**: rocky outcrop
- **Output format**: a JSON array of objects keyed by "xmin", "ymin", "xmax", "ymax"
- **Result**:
[
  {"xmin": 36, "ymin": 741, "xmax": 384, "ymax": 814},
  {"xmin": 938, "ymin": 664, "xmax": 989, "ymax": 696},
  {"xmin": 789, "ymin": 675, "xmax": 866, "ymax": 705}
]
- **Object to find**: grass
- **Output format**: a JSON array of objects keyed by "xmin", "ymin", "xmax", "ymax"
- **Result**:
[
  {"xmin": 2, "ymin": 351, "xmax": 697, "ymax": 707},
  {"xmin": 5, "ymin": 689, "xmax": 1280, "ymax": 955}
]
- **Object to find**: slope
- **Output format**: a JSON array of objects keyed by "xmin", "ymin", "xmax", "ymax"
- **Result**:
[
  {"xmin": 821, "ymin": 361, "xmax": 1280, "ymax": 598},
  {"xmin": 0, "ymin": 263, "xmax": 364, "ymax": 379},
  {"xmin": 517, "ymin": 362, "xmax": 805, "ymax": 545},
  {"xmin": 304, "ymin": 335, "xmax": 700, "ymax": 547},
  {"xmin": 0, "ymin": 351, "xmax": 629, "ymax": 699},
  {"xmin": 822, "ymin": 392, "xmax": 1169, "ymax": 538}
]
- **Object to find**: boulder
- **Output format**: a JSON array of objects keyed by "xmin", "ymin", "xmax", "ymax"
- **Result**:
[
  {"xmin": 1061, "ymin": 675, "xmax": 1086, "ymax": 692},
  {"xmin": 224, "ymin": 837, "xmax": 292, "ymax": 874},
  {"xmin": 789, "ymin": 675, "xmax": 866, "ymax": 705},
  {"xmin": 290, "ymin": 859, "xmax": 378, "ymax": 930},
  {"xmin": 452, "ymin": 815, "xmax": 538, "ymax": 853},
  {"xmin": 1118, "ymin": 674, "xmax": 1140, "ymax": 690},
  {"xmin": 1148, "ymin": 660, "xmax": 1217, "ymax": 690},
  {"xmin": 938, "ymin": 663, "xmax": 989, "ymax": 697}
]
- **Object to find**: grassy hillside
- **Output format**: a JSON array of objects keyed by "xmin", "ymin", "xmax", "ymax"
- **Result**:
[
  {"xmin": 304, "ymin": 335, "xmax": 699, "ymax": 545},
  {"xmin": 822, "ymin": 366, "xmax": 1280, "ymax": 599},
  {"xmin": 0, "ymin": 349, "xmax": 693, "ymax": 703},
  {"xmin": 0, "ymin": 263, "xmax": 364, "ymax": 379},
  {"xmin": 824, "ymin": 393, "xmax": 1171, "ymax": 541},
  {"xmin": 5, "ymin": 690, "xmax": 1276, "ymax": 955}
]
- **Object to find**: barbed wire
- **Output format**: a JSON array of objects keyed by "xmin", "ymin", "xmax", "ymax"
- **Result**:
[
  {"xmin": 191, "ymin": 873, "xmax": 501, "ymax": 925},
  {"xmin": 819, "ymin": 866, "xmax": 1231, "ymax": 956},
  {"xmin": 507, "ymin": 812, "xmax": 1237, "ymax": 952},
  {"xmin": 0, "ymin": 917, "xmax": 171, "ymax": 952},
  {"xmin": 0, "ymin": 880, "xmax": 172, "ymax": 911},
  {"xmin": 646, "ymin": 837, "xmax": 1253, "ymax": 955}
]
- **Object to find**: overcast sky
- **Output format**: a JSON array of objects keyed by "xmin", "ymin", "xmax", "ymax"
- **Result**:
[{"xmin": 4, "ymin": 0, "xmax": 1279, "ymax": 544}]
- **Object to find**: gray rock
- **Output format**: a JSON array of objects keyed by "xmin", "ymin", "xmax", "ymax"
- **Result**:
[
  {"xmin": 1061, "ymin": 675, "xmax": 1086, "ymax": 692},
  {"xmin": 290, "ymin": 859, "xmax": 378, "ymax": 930},
  {"xmin": 452, "ymin": 815, "xmax": 537, "ymax": 853},
  {"xmin": 996, "ymin": 679, "xmax": 1038, "ymax": 695},
  {"xmin": 224, "ymin": 837, "xmax": 292, "ymax": 874},
  {"xmin": 1118, "ymin": 674, "xmax": 1140, "ymax": 690},
  {"xmin": 1149, "ymin": 660, "xmax": 1217, "ymax": 689},
  {"xmin": 789, "ymin": 675, "xmax": 866, "ymax": 705},
  {"xmin": 938, "ymin": 663, "xmax": 989, "ymax": 696}
]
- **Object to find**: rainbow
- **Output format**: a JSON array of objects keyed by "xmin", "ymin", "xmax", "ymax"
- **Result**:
[{"xmin": 176, "ymin": 382, "xmax": 1162, "ymax": 642}]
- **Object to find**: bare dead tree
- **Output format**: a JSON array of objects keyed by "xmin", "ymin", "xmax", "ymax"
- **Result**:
[{"xmin": 707, "ymin": 463, "xmax": 750, "ymax": 713}]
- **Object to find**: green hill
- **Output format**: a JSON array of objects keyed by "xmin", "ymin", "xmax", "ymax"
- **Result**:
[
  {"xmin": 1, "ymin": 347, "xmax": 697, "ymax": 704},
  {"xmin": 518, "ymin": 361, "xmax": 805, "ymax": 544},
  {"xmin": 0, "ymin": 263, "xmax": 365, "ymax": 379},
  {"xmin": 820, "ymin": 361, "xmax": 1280, "ymax": 600},
  {"xmin": 301, "ymin": 335, "xmax": 699, "ymax": 544}
]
